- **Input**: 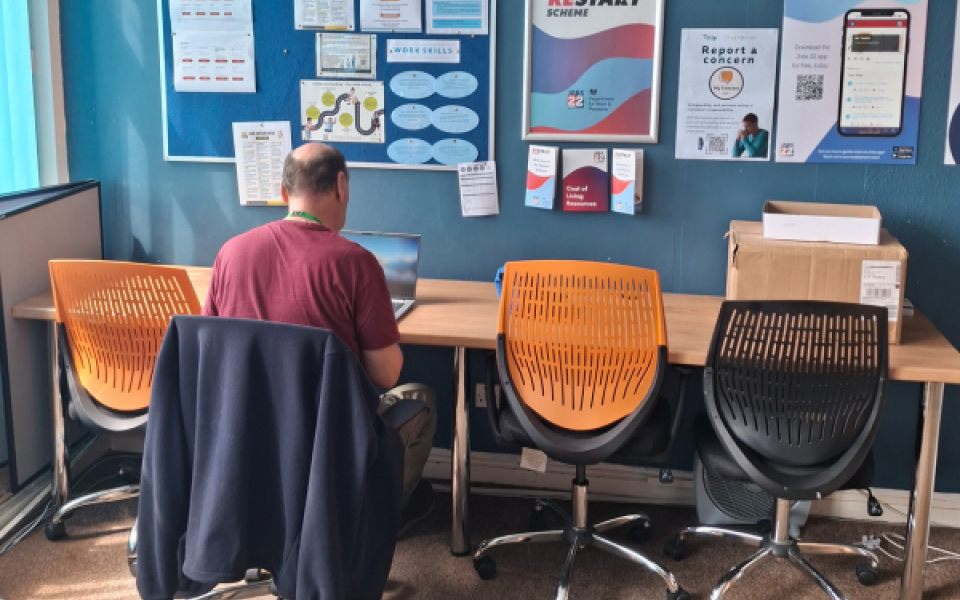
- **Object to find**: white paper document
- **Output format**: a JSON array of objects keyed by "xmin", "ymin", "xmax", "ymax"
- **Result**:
[
  {"xmin": 360, "ymin": 0, "xmax": 422, "ymax": 33},
  {"xmin": 295, "ymin": 0, "xmax": 356, "ymax": 30},
  {"xmin": 173, "ymin": 31, "xmax": 256, "ymax": 93},
  {"xmin": 387, "ymin": 39, "xmax": 460, "ymax": 63},
  {"xmin": 458, "ymin": 161, "xmax": 498, "ymax": 217},
  {"xmin": 317, "ymin": 33, "xmax": 376, "ymax": 78},
  {"xmin": 232, "ymin": 122, "xmax": 292, "ymax": 206},
  {"xmin": 427, "ymin": 0, "xmax": 488, "ymax": 35},
  {"xmin": 170, "ymin": 0, "xmax": 252, "ymax": 32}
]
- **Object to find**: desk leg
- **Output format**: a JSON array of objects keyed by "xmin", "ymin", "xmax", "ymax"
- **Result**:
[
  {"xmin": 900, "ymin": 382, "xmax": 945, "ymax": 600},
  {"xmin": 49, "ymin": 322, "xmax": 69, "ymax": 511},
  {"xmin": 450, "ymin": 346, "xmax": 471, "ymax": 556}
]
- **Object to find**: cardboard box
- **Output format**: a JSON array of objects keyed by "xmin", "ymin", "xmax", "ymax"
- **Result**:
[
  {"xmin": 727, "ymin": 221, "xmax": 908, "ymax": 344},
  {"xmin": 763, "ymin": 201, "xmax": 882, "ymax": 245}
]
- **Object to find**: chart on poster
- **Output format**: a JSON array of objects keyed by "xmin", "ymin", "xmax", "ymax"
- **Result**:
[{"xmin": 301, "ymin": 81, "xmax": 385, "ymax": 143}]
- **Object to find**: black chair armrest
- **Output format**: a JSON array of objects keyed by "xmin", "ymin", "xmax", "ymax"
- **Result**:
[
  {"xmin": 381, "ymin": 398, "xmax": 427, "ymax": 429},
  {"xmin": 483, "ymin": 350, "xmax": 519, "ymax": 448},
  {"xmin": 643, "ymin": 365, "xmax": 691, "ymax": 465}
]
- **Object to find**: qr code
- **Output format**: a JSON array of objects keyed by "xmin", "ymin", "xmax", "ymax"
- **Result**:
[
  {"xmin": 795, "ymin": 74, "xmax": 824, "ymax": 101},
  {"xmin": 707, "ymin": 135, "xmax": 727, "ymax": 155}
]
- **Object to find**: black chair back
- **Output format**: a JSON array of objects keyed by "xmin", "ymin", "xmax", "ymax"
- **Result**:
[{"xmin": 704, "ymin": 301, "xmax": 889, "ymax": 498}]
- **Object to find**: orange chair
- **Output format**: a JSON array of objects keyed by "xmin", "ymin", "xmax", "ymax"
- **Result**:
[
  {"xmin": 474, "ymin": 261, "xmax": 689, "ymax": 600},
  {"xmin": 44, "ymin": 260, "xmax": 201, "ymax": 541}
]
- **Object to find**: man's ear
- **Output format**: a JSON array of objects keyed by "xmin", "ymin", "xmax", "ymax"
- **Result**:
[
  {"xmin": 280, "ymin": 184, "xmax": 290, "ymax": 205},
  {"xmin": 337, "ymin": 171, "xmax": 349, "ymax": 202}
]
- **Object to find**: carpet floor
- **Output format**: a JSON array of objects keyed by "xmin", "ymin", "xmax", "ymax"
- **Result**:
[{"xmin": 2, "ymin": 492, "xmax": 960, "ymax": 600}]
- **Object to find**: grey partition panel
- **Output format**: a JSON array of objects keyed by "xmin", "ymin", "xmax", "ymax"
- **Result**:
[{"xmin": 0, "ymin": 183, "xmax": 102, "ymax": 491}]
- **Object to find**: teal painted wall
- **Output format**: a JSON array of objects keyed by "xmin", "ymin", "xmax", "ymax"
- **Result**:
[{"xmin": 61, "ymin": 0, "xmax": 960, "ymax": 492}]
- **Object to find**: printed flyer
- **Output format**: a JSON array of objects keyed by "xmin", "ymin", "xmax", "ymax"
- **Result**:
[
  {"xmin": 776, "ymin": 0, "xmax": 927, "ymax": 165},
  {"xmin": 562, "ymin": 149, "xmax": 608, "ymax": 213},
  {"xmin": 675, "ymin": 29, "xmax": 779, "ymax": 161},
  {"xmin": 525, "ymin": 145, "xmax": 558, "ymax": 210},
  {"xmin": 611, "ymin": 149, "xmax": 643, "ymax": 215}
]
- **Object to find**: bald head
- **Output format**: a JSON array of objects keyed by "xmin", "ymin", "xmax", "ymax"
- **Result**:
[
  {"xmin": 282, "ymin": 144, "xmax": 349, "ymax": 199},
  {"xmin": 281, "ymin": 143, "xmax": 351, "ymax": 231}
]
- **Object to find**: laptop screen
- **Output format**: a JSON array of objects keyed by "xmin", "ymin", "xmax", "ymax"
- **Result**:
[{"xmin": 341, "ymin": 231, "xmax": 421, "ymax": 300}]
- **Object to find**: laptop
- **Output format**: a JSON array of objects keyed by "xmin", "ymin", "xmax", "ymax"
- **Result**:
[{"xmin": 341, "ymin": 231, "xmax": 422, "ymax": 320}]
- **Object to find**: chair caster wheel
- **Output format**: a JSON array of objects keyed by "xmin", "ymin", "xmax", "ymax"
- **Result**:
[
  {"xmin": 630, "ymin": 520, "xmax": 652, "ymax": 544},
  {"xmin": 529, "ymin": 507, "xmax": 549, "ymax": 532},
  {"xmin": 474, "ymin": 556, "xmax": 497, "ymax": 580},
  {"xmin": 245, "ymin": 568, "xmax": 271, "ymax": 583},
  {"xmin": 856, "ymin": 564, "xmax": 879, "ymax": 586},
  {"xmin": 756, "ymin": 519, "xmax": 772, "ymax": 536},
  {"xmin": 667, "ymin": 587, "xmax": 690, "ymax": 600},
  {"xmin": 45, "ymin": 521, "xmax": 66, "ymax": 541},
  {"xmin": 663, "ymin": 536, "xmax": 686, "ymax": 561}
]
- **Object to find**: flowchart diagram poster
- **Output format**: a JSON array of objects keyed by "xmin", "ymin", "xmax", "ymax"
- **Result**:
[
  {"xmin": 776, "ymin": 0, "xmax": 927, "ymax": 165},
  {"xmin": 301, "ymin": 80, "xmax": 385, "ymax": 143},
  {"xmin": 522, "ymin": 0, "xmax": 664, "ymax": 143}
]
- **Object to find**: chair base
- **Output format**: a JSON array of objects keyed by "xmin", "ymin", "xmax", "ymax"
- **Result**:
[
  {"xmin": 474, "ymin": 470, "xmax": 687, "ymax": 600},
  {"xmin": 666, "ymin": 499, "xmax": 879, "ymax": 600},
  {"xmin": 47, "ymin": 483, "xmax": 140, "ymax": 527}
]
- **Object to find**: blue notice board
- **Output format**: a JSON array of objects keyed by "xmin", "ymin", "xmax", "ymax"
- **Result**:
[{"xmin": 159, "ymin": 0, "xmax": 496, "ymax": 170}]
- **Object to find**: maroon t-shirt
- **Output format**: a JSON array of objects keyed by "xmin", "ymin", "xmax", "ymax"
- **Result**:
[{"xmin": 203, "ymin": 220, "xmax": 400, "ymax": 360}]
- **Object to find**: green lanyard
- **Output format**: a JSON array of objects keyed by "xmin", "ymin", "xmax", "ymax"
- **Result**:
[{"xmin": 287, "ymin": 210, "xmax": 324, "ymax": 227}]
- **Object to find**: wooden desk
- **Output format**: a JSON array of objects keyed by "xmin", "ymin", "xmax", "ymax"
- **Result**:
[{"xmin": 15, "ymin": 271, "xmax": 960, "ymax": 600}]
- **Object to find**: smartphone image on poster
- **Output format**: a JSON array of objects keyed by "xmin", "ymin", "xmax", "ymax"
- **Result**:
[{"xmin": 838, "ymin": 9, "xmax": 910, "ymax": 137}]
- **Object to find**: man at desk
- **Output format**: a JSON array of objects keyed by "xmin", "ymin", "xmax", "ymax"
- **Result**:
[{"xmin": 203, "ymin": 143, "xmax": 437, "ymax": 536}]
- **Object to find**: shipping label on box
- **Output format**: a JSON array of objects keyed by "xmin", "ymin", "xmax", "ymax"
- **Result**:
[{"xmin": 861, "ymin": 261, "xmax": 902, "ymax": 322}]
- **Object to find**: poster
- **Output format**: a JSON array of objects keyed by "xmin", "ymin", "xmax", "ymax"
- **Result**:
[
  {"xmin": 776, "ymin": 0, "xmax": 927, "ymax": 165},
  {"xmin": 676, "ymin": 29, "xmax": 779, "ymax": 161},
  {"xmin": 946, "ymin": 1, "xmax": 960, "ymax": 165},
  {"xmin": 173, "ymin": 31, "xmax": 256, "ymax": 93},
  {"xmin": 427, "ymin": 0, "xmax": 488, "ymax": 35},
  {"xmin": 232, "ymin": 122, "xmax": 292, "ymax": 206},
  {"xmin": 317, "ymin": 33, "xmax": 376, "ymax": 78},
  {"xmin": 522, "ymin": 0, "xmax": 665, "ymax": 143},
  {"xmin": 360, "ymin": 0, "xmax": 422, "ymax": 32},
  {"xmin": 295, "ymin": 0, "xmax": 356, "ymax": 31},
  {"xmin": 301, "ymin": 80, "xmax": 385, "ymax": 143}
]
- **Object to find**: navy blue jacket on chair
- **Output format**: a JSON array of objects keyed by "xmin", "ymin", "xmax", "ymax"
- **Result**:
[{"xmin": 136, "ymin": 316, "xmax": 404, "ymax": 600}]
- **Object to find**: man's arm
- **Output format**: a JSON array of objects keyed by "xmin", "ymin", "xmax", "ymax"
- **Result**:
[
  {"xmin": 363, "ymin": 344, "xmax": 403, "ymax": 389},
  {"xmin": 731, "ymin": 139, "xmax": 745, "ymax": 158},
  {"xmin": 742, "ymin": 130, "xmax": 769, "ymax": 158}
]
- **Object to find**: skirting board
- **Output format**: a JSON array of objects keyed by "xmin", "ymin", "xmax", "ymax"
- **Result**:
[{"xmin": 423, "ymin": 449, "xmax": 960, "ymax": 529}]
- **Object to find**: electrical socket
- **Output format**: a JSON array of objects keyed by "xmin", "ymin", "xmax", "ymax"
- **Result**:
[{"xmin": 474, "ymin": 383, "xmax": 500, "ymax": 408}]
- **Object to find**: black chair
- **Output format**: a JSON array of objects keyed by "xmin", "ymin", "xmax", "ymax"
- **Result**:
[
  {"xmin": 473, "ymin": 261, "xmax": 691, "ymax": 600},
  {"xmin": 664, "ymin": 301, "xmax": 888, "ymax": 600}
]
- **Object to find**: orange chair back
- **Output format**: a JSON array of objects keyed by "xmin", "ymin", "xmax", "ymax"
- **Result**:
[
  {"xmin": 49, "ymin": 261, "xmax": 202, "ymax": 413},
  {"xmin": 498, "ymin": 261, "xmax": 667, "ymax": 431}
]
